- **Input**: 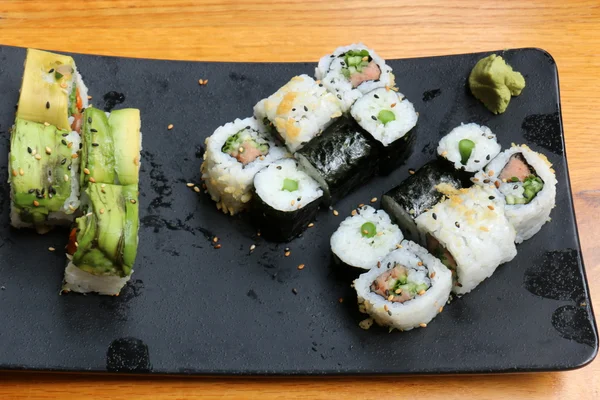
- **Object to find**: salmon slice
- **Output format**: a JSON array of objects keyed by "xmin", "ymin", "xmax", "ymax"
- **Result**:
[
  {"xmin": 498, "ymin": 153, "xmax": 535, "ymax": 182},
  {"xmin": 350, "ymin": 61, "xmax": 381, "ymax": 88}
]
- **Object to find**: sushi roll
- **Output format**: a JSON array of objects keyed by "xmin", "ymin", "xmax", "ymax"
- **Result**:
[
  {"xmin": 437, "ymin": 123, "xmax": 501, "ymax": 184},
  {"xmin": 315, "ymin": 44, "xmax": 395, "ymax": 112},
  {"xmin": 201, "ymin": 117, "xmax": 289, "ymax": 215},
  {"xmin": 350, "ymin": 87, "xmax": 418, "ymax": 173},
  {"xmin": 9, "ymin": 119, "xmax": 81, "ymax": 233},
  {"xmin": 251, "ymin": 159, "xmax": 323, "ymax": 242},
  {"xmin": 17, "ymin": 49, "xmax": 89, "ymax": 134},
  {"xmin": 381, "ymin": 160, "xmax": 462, "ymax": 245},
  {"xmin": 330, "ymin": 205, "xmax": 403, "ymax": 270},
  {"xmin": 253, "ymin": 75, "xmax": 343, "ymax": 152},
  {"xmin": 80, "ymin": 107, "xmax": 141, "ymax": 187},
  {"xmin": 295, "ymin": 117, "xmax": 379, "ymax": 205},
  {"xmin": 354, "ymin": 240, "xmax": 452, "ymax": 331},
  {"xmin": 62, "ymin": 184, "xmax": 139, "ymax": 295},
  {"xmin": 415, "ymin": 185, "xmax": 517, "ymax": 295},
  {"xmin": 478, "ymin": 144, "xmax": 557, "ymax": 243}
]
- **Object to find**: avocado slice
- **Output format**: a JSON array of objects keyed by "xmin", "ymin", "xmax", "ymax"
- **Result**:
[
  {"xmin": 9, "ymin": 118, "xmax": 77, "ymax": 228},
  {"xmin": 16, "ymin": 49, "xmax": 77, "ymax": 131},
  {"xmin": 72, "ymin": 183, "xmax": 138, "ymax": 277},
  {"xmin": 109, "ymin": 109, "xmax": 140, "ymax": 185},
  {"xmin": 80, "ymin": 107, "xmax": 116, "ymax": 187}
]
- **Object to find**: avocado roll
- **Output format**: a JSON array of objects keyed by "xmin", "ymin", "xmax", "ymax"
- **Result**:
[
  {"xmin": 17, "ymin": 49, "xmax": 89, "ymax": 134},
  {"xmin": 9, "ymin": 119, "xmax": 81, "ymax": 233},
  {"xmin": 253, "ymin": 75, "xmax": 343, "ymax": 152},
  {"xmin": 350, "ymin": 87, "xmax": 418, "ymax": 173},
  {"xmin": 330, "ymin": 206, "xmax": 403, "ymax": 270},
  {"xmin": 79, "ymin": 107, "xmax": 141, "ymax": 188},
  {"xmin": 201, "ymin": 117, "xmax": 289, "ymax": 215},
  {"xmin": 354, "ymin": 240, "xmax": 452, "ymax": 331},
  {"xmin": 62, "ymin": 184, "xmax": 138, "ymax": 295},
  {"xmin": 251, "ymin": 159, "xmax": 323, "ymax": 241},
  {"xmin": 295, "ymin": 117, "xmax": 379, "ymax": 205},
  {"xmin": 415, "ymin": 185, "xmax": 517, "ymax": 295},
  {"xmin": 477, "ymin": 144, "xmax": 557, "ymax": 243},
  {"xmin": 315, "ymin": 44, "xmax": 395, "ymax": 112},
  {"xmin": 437, "ymin": 123, "xmax": 501, "ymax": 184},
  {"xmin": 381, "ymin": 160, "xmax": 463, "ymax": 245}
]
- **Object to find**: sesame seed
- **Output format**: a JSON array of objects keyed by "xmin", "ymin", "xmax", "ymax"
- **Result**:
[
  {"xmin": 432, "ymin": 213, "xmax": 437, "ymax": 220},
  {"xmin": 291, "ymin": 200, "xmax": 295, "ymax": 206},
  {"xmin": 214, "ymin": 244, "xmax": 222, "ymax": 249},
  {"xmin": 48, "ymin": 247, "xmax": 55, "ymax": 252},
  {"xmin": 83, "ymin": 168, "xmax": 90, "ymax": 175},
  {"xmin": 396, "ymin": 244, "xmax": 402, "ymax": 249},
  {"xmin": 64, "ymin": 174, "xmax": 69, "ymax": 181},
  {"xmin": 358, "ymin": 203, "xmax": 365, "ymax": 208},
  {"xmin": 292, "ymin": 288, "xmax": 298, "ymax": 295},
  {"xmin": 351, "ymin": 209, "xmax": 357, "ymax": 216},
  {"xmin": 67, "ymin": 142, "xmax": 73, "ymax": 148},
  {"xmin": 338, "ymin": 297, "xmax": 344, "ymax": 303},
  {"xmin": 19, "ymin": 168, "xmax": 24, "ymax": 176},
  {"xmin": 33, "ymin": 200, "xmax": 40, "ymax": 207},
  {"xmin": 409, "ymin": 209, "xmax": 415, "ymax": 215},
  {"xmin": 391, "ymin": 103, "xmax": 396, "ymax": 108},
  {"xmin": 92, "ymin": 143, "xmax": 99, "ymax": 147},
  {"xmin": 212, "ymin": 237, "xmax": 219, "ymax": 243},
  {"xmin": 439, "ymin": 306, "xmax": 444, "ymax": 313},
  {"xmin": 284, "ymin": 251, "xmax": 291, "ymax": 257},
  {"xmin": 168, "ymin": 124, "xmax": 174, "ymax": 130},
  {"xmin": 27, "ymin": 147, "xmax": 32, "ymax": 153},
  {"xmin": 370, "ymin": 197, "xmax": 377, "ymax": 203},
  {"xmin": 385, "ymin": 86, "xmax": 390, "ymax": 91},
  {"xmin": 377, "ymin": 261, "xmax": 381, "ymax": 268},
  {"xmin": 204, "ymin": 79, "xmax": 209, "ymax": 85},
  {"xmin": 430, "ymin": 272, "xmax": 436, "ymax": 278},
  {"xmin": 383, "ymin": 304, "xmax": 389, "ymax": 312},
  {"xmin": 46, "ymin": 101, "xmax": 50, "ymax": 109},
  {"xmin": 198, "ymin": 79, "xmax": 203, "ymax": 85},
  {"xmin": 44, "ymin": 122, "xmax": 50, "ymax": 126},
  {"xmin": 31, "ymin": 149, "xmax": 37, "ymax": 155},
  {"xmin": 455, "ymin": 221, "xmax": 460, "ymax": 228},
  {"xmin": 418, "ymin": 290, "xmax": 426, "ymax": 295},
  {"xmin": 69, "ymin": 204, "xmax": 76, "ymax": 211},
  {"xmin": 101, "ymin": 184, "xmax": 106, "ymax": 188},
  {"xmin": 297, "ymin": 264, "xmax": 305, "ymax": 270},
  {"xmin": 71, "ymin": 153, "xmax": 78, "ymax": 159},
  {"xmin": 419, "ymin": 323, "xmax": 427, "ymax": 328},
  {"xmin": 494, "ymin": 181, "xmax": 500, "ymax": 188},
  {"xmin": 11, "ymin": 169, "xmax": 17, "ymax": 177},
  {"xmin": 376, "ymin": 232, "xmax": 384, "ymax": 236},
  {"xmin": 387, "ymin": 294, "xmax": 394, "ymax": 301},
  {"xmin": 395, "ymin": 288, "xmax": 402, "ymax": 294},
  {"xmin": 488, "ymin": 170, "xmax": 494, "ymax": 176},
  {"xmin": 488, "ymin": 205, "xmax": 495, "ymax": 210},
  {"xmin": 308, "ymin": 223, "xmax": 314, "ymax": 228},
  {"xmin": 250, "ymin": 244, "xmax": 256, "ymax": 251},
  {"xmin": 60, "ymin": 82, "xmax": 67, "ymax": 88},
  {"xmin": 472, "ymin": 178, "xmax": 479, "ymax": 182},
  {"xmin": 99, "ymin": 208, "xmax": 105, "ymax": 214},
  {"xmin": 186, "ymin": 183, "xmax": 194, "ymax": 187},
  {"xmin": 193, "ymin": 186, "xmax": 200, "ymax": 193},
  {"xmin": 88, "ymin": 95, "xmax": 92, "ymax": 100},
  {"xmin": 332, "ymin": 210, "xmax": 339, "ymax": 216},
  {"xmin": 371, "ymin": 115, "xmax": 377, "ymax": 121},
  {"xmin": 441, "ymin": 151, "xmax": 448, "ymax": 157},
  {"xmin": 89, "ymin": 177, "xmax": 96, "ymax": 183},
  {"xmin": 35, "ymin": 154, "xmax": 42, "ymax": 160},
  {"xmin": 408, "ymin": 169, "xmax": 415, "ymax": 175},
  {"xmin": 417, "ymin": 261, "xmax": 423, "ymax": 266},
  {"xmin": 130, "ymin": 199, "xmax": 136, "ymax": 204},
  {"xmin": 489, "ymin": 196, "xmax": 495, "ymax": 200}
]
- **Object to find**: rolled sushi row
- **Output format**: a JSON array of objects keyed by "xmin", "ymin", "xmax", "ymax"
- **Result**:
[
  {"xmin": 7, "ymin": 49, "xmax": 142, "ymax": 296},
  {"xmin": 201, "ymin": 44, "xmax": 418, "ymax": 241},
  {"xmin": 332, "ymin": 122, "xmax": 556, "ymax": 331}
]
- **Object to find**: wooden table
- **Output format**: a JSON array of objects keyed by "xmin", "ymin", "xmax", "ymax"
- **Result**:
[{"xmin": 0, "ymin": 1, "xmax": 598, "ymax": 398}]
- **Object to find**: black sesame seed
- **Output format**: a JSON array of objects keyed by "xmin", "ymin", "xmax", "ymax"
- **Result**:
[
  {"xmin": 27, "ymin": 147, "xmax": 32, "ymax": 154},
  {"xmin": 483, "ymin": 179, "xmax": 490, "ymax": 183},
  {"xmin": 374, "ymin": 94, "xmax": 379, "ymax": 99},
  {"xmin": 474, "ymin": 160, "xmax": 480, "ymax": 163},
  {"xmin": 292, "ymin": 108, "xmax": 296, "ymax": 112},
  {"xmin": 292, "ymin": 288, "xmax": 298, "ymax": 295},
  {"xmin": 245, "ymin": 126, "xmax": 251, "ymax": 130},
  {"xmin": 319, "ymin": 84, "xmax": 323, "ymax": 87},
  {"xmin": 61, "ymin": 139, "xmax": 67, "ymax": 146},
  {"xmin": 68, "ymin": 164, "xmax": 72, "ymax": 171},
  {"xmin": 276, "ymin": 166, "xmax": 282, "ymax": 170},
  {"xmin": 513, "ymin": 185, "xmax": 519, "ymax": 190},
  {"xmin": 90, "ymin": 129, "xmax": 98, "ymax": 133},
  {"xmin": 48, "ymin": 68, "xmax": 54, "ymax": 73},
  {"xmin": 489, "ymin": 196, "xmax": 495, "ymax": 200},
  {"xmin": 486, "ymin": 154, "xmax": 491, "ymax": 161},
  {"xmin": 337, "ymin": 94, "xmax": 342, "ymax": 100},
  {"xmin": 92, "ymin": 143, "xmax": 99, "ymax": 147},
  {"xmin": 432, "ymin": 213, "xmax": 437, "ymax": 220},
  {"xmin": 48, "ymin": 170, "xmax": 51, "ymax": 176},
  {"xmin": 455, "ymin": 221, "xmax": 460, "ymax": 228},
  {"xmin": 371, "ymin": 115, "xmax": 377, "ymax": 120},
  {"xmin": 61, "ymin": 158, "xmax": 67, "ymax": 165},
  {"xmin": 88, "ymin": 117, "xmax": 92, "ymax": 124},
  {"xmin": 46, "ymin": 101, "xmax": 50, "ymax": 109},
  {"xmin": 48, "ymin": 193, "xmax": 53, "ymax": 199},
  {"xmin": 35, "ymin": 189, "xmax": 41, "ymax": 196},
  {"xmin": 62, "ymin": 132, "xmax": 69, "ymax": 137},
  {"xmin": 304, "ymin": 106, "xmax": 308, "ymax": 112},
  {"xmin": 387, "ymin": 310, "xmax": 393, "ymax": 316},
  {"xmin": 79, "ymin": 143, "xmax": 82, "ymax": 149},
  {"xmin": 28, "ymin": 189, "xmax": 35, "ymax": 194},
  {"xmin": 41, "ymin": 188, "xmax": 45, "ymax": 195}
]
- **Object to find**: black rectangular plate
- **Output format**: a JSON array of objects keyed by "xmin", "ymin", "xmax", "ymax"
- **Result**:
[{"xmin": 0, "ymin": 46, "xmax": 597, "ymax": 375}]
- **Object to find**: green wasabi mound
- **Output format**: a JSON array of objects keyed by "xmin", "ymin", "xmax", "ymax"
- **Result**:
[{"xmin": 469, "ymin": 54, "xmax": 526, "ymax": 114}]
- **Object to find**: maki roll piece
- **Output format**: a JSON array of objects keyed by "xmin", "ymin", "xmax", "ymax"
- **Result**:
[
  {"xmin": 62, "ymin": 184, "xmax": 139, "ymax": 295},
  {"xmin": 80, "ymin": 107, "xmax": 141, "ymax": 188},
  {"xmin": 201, "ymin": 117, "xmax": 289, "ymax": 215},
  {"xmin": 315, "ymin": 44, "xmax": 395, "ymax": 112},
  {"xmin": 295, "ymin": 117, "xmax": 379, "ymax": 205},
  {"xmin": 253, "ymin": 75, "xmax": 343, "ymax": 152},
  {"xmin": 354, "ymin": 240, "xmax": 452, "ymax": 331},
  {"xmin": 437, "ymin": 123, "xmax": 501, "ymax": 185},
  {"xmin": 330, "ymin": 206, "xmax": 403, "ymax": 271},
  {"xmin": 478, "ymin": 144, "xmax": 557, "ymax": 243},
  {"xmin": 251, "ymin": 159, "xmax": 323, "ymax": 242},
  {"xmin": 415, "ymin": 185, "xmax": 517, "ymax": 295},
  {"xmin": 350, "ymin": 87, "xmax": 418, "ymax": 173},
  {"xmin": 17, "ymin": 49, "xmax": 89, "ymax": 134},
  {"xmin": 381, "ymin": 160, "xmax": 462, "ymax": 245},
  {"xmin": 9, "ymin": 119, "xmax": 81, "ymax": 233}
]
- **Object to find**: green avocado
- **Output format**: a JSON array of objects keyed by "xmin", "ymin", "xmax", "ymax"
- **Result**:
[
  {"xmin": 80, "ymin": 107, "xmax": 116, "ymax": 188},
  {"xmin": 72, "ymin": 183, "xmax": 138, "ymax": 277},
  {"xmin": 9, "ymin": 118, "xmax": 76, "ymax": 228},
  {"xmin": 109, "ymin": 109, "xmax": 141, "ymax": 185},
  {"xmin": 468, "ymin": 54, "xmax": 526, "ymax": 114}
]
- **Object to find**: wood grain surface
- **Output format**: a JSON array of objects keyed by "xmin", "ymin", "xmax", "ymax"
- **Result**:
[{"xmin": 0, "ymin": 0, "xmax": 599, "ymax": 398}]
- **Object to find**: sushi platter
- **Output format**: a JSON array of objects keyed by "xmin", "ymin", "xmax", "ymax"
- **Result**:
[{"xmin": 0, "ymin": 44, "xmax": 596, "ymax": 375}]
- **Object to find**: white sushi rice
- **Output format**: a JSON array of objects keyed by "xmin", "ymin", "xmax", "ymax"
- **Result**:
[
  {"xmin": 415, "ymin": 185, "xmax": 517, "ymax": 296},
  {"xmin": 350, "ymin": 88, "xmax": 418, "ymax": 146},
  {"xmin": 201, "ymin": 117, "xmax": 289, "ymax": 215},
  {"xmin": 315, "ymin": 43, "xmax": 396, "ymax": 112},
  {"xmin": 253, "ymin": 75, "xmax": 342, "ymax": 152},
  {"xmin": 330, "ymin": 206, "xmax": 403, "ymax": 270},
  {"xmin": 437, "ymin": 123, "xmax": 501, "ymax": 173},
  {"xmin": 354, "ymin": 240, "xmax": 452, "ymax": 331},
  {"xmin": 254, "ymin": 158, "xmax": 323, "ymax": 212},
  {"xmin": 477, "ymin": 144, "xmax": 557, "ymax": 243},
  {"xmin": 62, "ymin": 261, "xmax": 131, "ymax": 296}
]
